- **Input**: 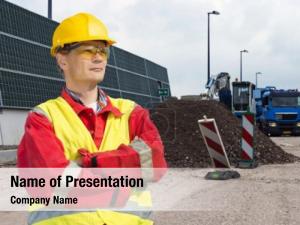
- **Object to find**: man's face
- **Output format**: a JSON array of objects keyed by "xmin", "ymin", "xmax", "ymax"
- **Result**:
[{"xmin": 57, "ymin": 41, "xmax": 109, "ymax": 86}]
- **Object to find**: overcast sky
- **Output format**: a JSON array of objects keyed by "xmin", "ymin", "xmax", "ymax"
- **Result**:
[{"xmin": 6, "ymin": 0, "xmax": 300, "ymax": 97}]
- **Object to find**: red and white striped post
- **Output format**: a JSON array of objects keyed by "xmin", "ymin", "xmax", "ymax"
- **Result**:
[
  {"xmin": 238, "ymin": 112, "xmax": 257, "ymax": 168},
  {"xmin": 198, "ymin": 117, "xmax": 231, "ymax": 168}
]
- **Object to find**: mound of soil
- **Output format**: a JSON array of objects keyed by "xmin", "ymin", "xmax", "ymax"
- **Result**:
[{"xmin": 150, "ymin": 99, "xmax": 300, "ymax": 168}]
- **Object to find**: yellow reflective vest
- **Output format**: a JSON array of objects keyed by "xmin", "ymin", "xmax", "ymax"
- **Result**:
[
  {"xmin": 38, "ymin": 96, "xmax": 135, "ymax": 159},
  {"xmin": 28, "ymin": 96, "xmax": 153, "ymax": 225}
]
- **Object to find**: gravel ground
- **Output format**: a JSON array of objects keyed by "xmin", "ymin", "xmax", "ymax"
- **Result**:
[
  {"xmin": 150, "ymin": 137, "xmax": 300, "ymax": 225},
  {"xmin": 272, "ymin": 137, "xmax": 300, "ymax": 158},
  {"xmin": 151, "ymin": 162, "xmax": 300, "ymax": 225}
]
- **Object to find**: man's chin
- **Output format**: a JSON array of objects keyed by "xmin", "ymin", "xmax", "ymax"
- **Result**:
[
  {"xmin": 95, "ymin": 77, "xmax": 104, "ymax": 84},
  {"xmin": 88, "ymin": 75, "xmax": 104, "ymax": 83}
]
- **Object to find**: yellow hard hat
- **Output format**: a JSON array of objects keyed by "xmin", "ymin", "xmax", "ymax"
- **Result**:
[{"xmin": 50, "ymin": 13, "xmax": 116, "ymax": 56}]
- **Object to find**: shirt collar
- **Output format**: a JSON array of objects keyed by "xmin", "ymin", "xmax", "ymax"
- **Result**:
[{"xmin": 61, "ymin": 87, "xmax": 122, "ymax": 117}]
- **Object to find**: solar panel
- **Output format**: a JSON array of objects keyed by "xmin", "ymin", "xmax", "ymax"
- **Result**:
[{"xmin": 0, "ymin": 0, "xmax": 170, "ymax": 109}]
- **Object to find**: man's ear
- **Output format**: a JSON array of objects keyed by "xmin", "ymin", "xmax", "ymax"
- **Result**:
[{"xmin": 56, "ymin": 53, "xmax": 68, "ymax": 71}]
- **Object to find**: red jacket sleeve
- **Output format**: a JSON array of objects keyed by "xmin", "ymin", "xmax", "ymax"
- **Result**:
[
  {"xmin": 81, "ymin": 105, "xmax": 168, "ymax": 170},
  {"xmin": 79, "ymin": 144, "xmax": 141, "ymax": 168},
  {"xmin": 129, "ymin": 104, "xmax": 167, "ymax": 169},
  {"xmin": 17, "ymin": 112, "xmax": 69, "ymax": 168}
]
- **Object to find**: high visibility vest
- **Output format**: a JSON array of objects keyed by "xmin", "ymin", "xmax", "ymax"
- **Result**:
[
  {"xmin": 28, "ymin": 96, "xmax": 153, "ymax": 225},
  {"xmin": 37, "ymin": 96, "xmax": 135, "ymax": 160}
]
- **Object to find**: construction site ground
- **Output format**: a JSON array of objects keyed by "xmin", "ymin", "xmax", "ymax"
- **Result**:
[
  {"xmin": 0, "ymin": 136, "xmax": 299, "ymax": 225},
  {"xmin": 151, "ymin": 136, "xmax": 300, "ymax": 225}
]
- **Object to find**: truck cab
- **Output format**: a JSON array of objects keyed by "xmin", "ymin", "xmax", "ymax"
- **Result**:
[
  {"xmin": 258, "ymin": 89, "xmax": 300, "ymax": 136},
  {"xmin": 232, "ymin": 81, "xmax": 256, "ymax": 117}
]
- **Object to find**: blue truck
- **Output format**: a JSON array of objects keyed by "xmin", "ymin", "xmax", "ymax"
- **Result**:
[
  {"xmin": 232, "ymin": 82, "xmax": 300, "ymax": 136},
  {"xmin": 256, "ymin": 88, "xmax": 300, "ymax": 136}
]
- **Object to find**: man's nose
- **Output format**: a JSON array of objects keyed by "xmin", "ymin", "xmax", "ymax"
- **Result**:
[{"xmin": 92, "ymin": 54, "xmax": 105, "ymax": 63}]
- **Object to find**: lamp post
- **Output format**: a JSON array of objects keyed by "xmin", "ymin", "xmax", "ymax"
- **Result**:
[
  {"xmin": 48, "ymin": 0, "xmax": 52, "ymax": 19},
  {"xmin": 207, "ymin": 10, "xmax": 220, "ymax": 85},
  {"xmin": 255, "ymin": 72, "xmax": 262, "ymax": 87},
  {"xmin": 240, "ymin": 49, "xmax": 248, "ymax": 82}
]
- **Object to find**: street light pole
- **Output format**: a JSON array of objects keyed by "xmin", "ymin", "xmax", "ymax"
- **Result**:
[
  {"xmin": 48, "ymin": 0, "xmax": 52, "ymax": 19},
  {"xmin": 240, "ymin": 49, "xmax": 248, "ymax": 82},
  {"xmin": 207, "ymin": 10, "xmax": 220, "ymax": 86},
  {"xmin": 255, "ymin": 72, "xmax": 262, "ymax": 87}
]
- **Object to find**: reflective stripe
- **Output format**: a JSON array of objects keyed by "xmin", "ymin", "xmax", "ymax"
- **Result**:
[
  {"xmin": 110, "ymin": 186, "xmax": 120, "ymax": 207},
  {"xmin": 52, "ymin": 161, "xmax": 82, "ymax": 198},
  {"xmin": 32, "ymin": 107, "xmax": 51, "ymax": 122},
  {"xmin": 130, "ymin": 137, "xmax": 153, "ymax": 168},
  {"xmin": 123, "ymin": 210, "xmax": 152, "ymax": 219},
  {"xmin": 59, "ymin": 161, "xmax": 82, "ymax": 187},
  {"xmin": 130, "ymin": 137, "xmax": 153, "ymax": 180},
  {"xmin": 28, "ymin": 210, "xmax": 152, "ymax": 225},
  {"xmin": 28, "ymin": 211, "xmax": 79, "ymax": 225}
]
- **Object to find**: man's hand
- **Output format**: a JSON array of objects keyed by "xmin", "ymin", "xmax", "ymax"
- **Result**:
[{"xmin": 77, "ymin": 149, "xmax": 92, "ymax": 167}]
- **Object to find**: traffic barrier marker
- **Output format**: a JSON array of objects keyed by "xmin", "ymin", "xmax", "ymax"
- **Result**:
[
  {"xmin": 198, "ymin": 116, "xmax": 241, "ymax": 180},
  {"xmin": 198, "ymin": 116, "xmax": 230, "ymax": 168},
  {"xmin": 238, "ymin": 112, "xmax": 258, "ymax": 169}
]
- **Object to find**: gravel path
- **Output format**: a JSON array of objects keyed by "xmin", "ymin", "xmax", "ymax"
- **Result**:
[{"xmin": 151, "ymin": 162, "xmax": 300, "ymax": 225}]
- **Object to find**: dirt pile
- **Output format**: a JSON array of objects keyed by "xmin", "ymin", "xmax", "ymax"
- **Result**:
[{"xmin": 150, "ymin": 99, "xmax": 300, "ymax": 168}]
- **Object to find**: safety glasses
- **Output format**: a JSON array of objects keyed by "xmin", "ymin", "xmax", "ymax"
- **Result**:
[
  {"xmin": 73, "ymin": 44, "xmax": 110, "ymax": 60},
  {"xmin": 59, "ymin": 42, "xmax": 110, "ymax": 59}
]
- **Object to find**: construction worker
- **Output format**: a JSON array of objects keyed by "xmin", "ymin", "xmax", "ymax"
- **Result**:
[{"xmin": 18, "ymin": 12, "xmax": 167, "ymax": 225}]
